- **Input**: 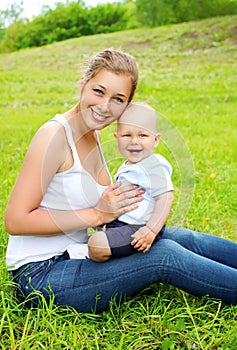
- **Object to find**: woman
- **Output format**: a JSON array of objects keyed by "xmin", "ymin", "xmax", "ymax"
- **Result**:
[{"xmin": 5, "ymin": 49, "xmax": 237, "ymax": 313}]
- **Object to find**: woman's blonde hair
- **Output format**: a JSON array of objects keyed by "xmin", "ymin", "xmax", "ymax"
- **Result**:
[{"xmin": 84, "ymin": 49, "xmax": 139, "ymax": 102}]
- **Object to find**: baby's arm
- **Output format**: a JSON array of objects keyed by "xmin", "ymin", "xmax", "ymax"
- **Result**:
[{"xmin": 131, "ymin": 190, "xmax": 174, "ymax": 252}]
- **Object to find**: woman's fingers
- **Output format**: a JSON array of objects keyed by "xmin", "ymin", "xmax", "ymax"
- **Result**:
[
  {"xmin": 96, "ymin": 182, "xmax": 145, "ymax": 223},
  {"xmin": 103, "ymin": 183, "xmax": 144, "ymax": 208},
  {"xmin": 113, "ymin": 183, "xmax": 145, "ymax": 198}
]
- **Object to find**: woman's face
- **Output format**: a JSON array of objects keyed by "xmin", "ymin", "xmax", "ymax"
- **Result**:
[{"xmin": 79, "ymin": 69, "xmax": 132, "ymax": 131}]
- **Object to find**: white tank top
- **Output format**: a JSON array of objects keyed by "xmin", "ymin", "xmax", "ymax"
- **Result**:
[{"xmin": 6, "ymin": 115, "xmax": 109, "ymax": 270}]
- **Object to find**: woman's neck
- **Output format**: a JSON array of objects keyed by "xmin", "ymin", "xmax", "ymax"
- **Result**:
[{"xmin": 64, "ymin": 103, "xmax": 95, "ymax": 140}]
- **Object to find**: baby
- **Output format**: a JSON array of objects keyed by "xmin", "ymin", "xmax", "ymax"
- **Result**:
[{"xmin": 88, "ymin": 102, "xmax": 174, "ymax": 261}]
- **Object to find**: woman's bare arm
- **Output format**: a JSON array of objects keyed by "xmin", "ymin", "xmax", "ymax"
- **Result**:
[{"xmin": 5, "ymin": 123, "xmax": 143, "ymax": 236}]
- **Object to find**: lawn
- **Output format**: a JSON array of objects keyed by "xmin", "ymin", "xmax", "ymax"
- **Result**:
[{"xmin": 0, "ymin": 15, "xmax": 237, "ymax": 349}]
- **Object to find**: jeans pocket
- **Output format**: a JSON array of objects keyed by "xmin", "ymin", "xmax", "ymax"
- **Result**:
[{"xmin": 17, "ymin": 260, "xmax": 51, "ymax": 294}]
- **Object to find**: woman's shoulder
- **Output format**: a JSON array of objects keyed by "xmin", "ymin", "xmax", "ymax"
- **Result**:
[
  {"xmin": 39, "ymin": 116, "xmax": 64, "ymax": 132},
  {"xmin": 34, "ymin": 117, "xmax": 67, "ymax": 144},
  {"xmin": 26, "ymin": 117, "xmax": 69, "ymax": 161}
]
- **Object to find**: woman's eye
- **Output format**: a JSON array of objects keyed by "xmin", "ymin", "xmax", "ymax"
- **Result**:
[
  {"xmin": 93, "ymin": 88, "xmax": 103, "ymax": 95},
  {"xmin": 114, "ymin": 97, "xmax": 124, "ymax": 103}
]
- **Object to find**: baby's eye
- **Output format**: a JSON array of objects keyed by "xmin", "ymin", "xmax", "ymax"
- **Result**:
[{"xmin": 140, "ymin": 134, "xmax": 148, "ymax": 138}]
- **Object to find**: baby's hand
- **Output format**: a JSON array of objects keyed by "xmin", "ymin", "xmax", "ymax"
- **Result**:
[{"xmin": 131, "ymin": 226, "xmax": 156, "ymax": 253}]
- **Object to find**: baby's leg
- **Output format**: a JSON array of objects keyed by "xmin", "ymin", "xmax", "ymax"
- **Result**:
[
  {"xmin": 88, "ymin": 231, "xmax": 112, "ymax": 262},
  {"xmin": 105, "ymin": 223, "xmax": 143, "ymax": 257}
]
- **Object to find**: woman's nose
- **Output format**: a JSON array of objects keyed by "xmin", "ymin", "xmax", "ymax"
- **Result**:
[{"xmin": 98, "ymin": 100, "xmax": 111, "ymax": 113}]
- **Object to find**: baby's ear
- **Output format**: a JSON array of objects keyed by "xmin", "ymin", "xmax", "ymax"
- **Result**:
[
  {"xmin": 154, "ymin": 133, "xmax": 161, "ymax": 147},
  {"xmin": 114, "ymin": 133, "xmax": 118, "ymax": 139}
]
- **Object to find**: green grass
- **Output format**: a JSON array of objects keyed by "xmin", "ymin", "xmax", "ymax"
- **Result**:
[{"xmin": 1, "ymin": 15, "xmax": 237, "ymax": 349}]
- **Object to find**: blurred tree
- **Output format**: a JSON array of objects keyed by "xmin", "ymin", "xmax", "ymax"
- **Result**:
[
  {"xmin": 135, "ymin": 0, "xmax": 237, "ymax": 26},
  {"xmin": 1, "ymin": 0, "xmax": 237, "ymax": 52},
  {"xmin": 88, "ymin": 2, "xmax": 127, "ymax": 34},
  {"xmin": 0, "ymin": 0, "xmax": 24, "ymax": 28}
]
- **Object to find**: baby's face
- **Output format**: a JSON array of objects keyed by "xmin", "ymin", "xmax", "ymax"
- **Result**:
[{"xmin": 115, "ymin": 123, "xmax": 160, "ymax": 164}]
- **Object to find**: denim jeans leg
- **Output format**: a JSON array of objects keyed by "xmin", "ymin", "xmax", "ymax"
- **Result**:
[
  {"xmin": 44, "ymin": 234, "xmax": 237, "ymax": 312},
  {"xmin": 163, "ymin": 227, "xmax": 237, "ymax": 268},
  {"xmin": 13, "ymin": 229, "xmax": 237, "ymax": 313}
]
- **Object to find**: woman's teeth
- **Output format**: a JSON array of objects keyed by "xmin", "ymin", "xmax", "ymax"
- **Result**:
[{"xmin": 93, "ymin": 110, "xmax": 108, "ymax": 122}]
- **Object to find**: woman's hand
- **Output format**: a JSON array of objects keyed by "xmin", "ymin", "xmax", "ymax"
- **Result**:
[{"xmin": 94, "ymin": 182, "xmax": 144, "ymax": 224}]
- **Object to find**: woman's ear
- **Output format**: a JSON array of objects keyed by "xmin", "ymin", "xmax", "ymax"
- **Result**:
[{"xmin": 80, "ymin": 77, "xmax": 86, "ymax": 93}]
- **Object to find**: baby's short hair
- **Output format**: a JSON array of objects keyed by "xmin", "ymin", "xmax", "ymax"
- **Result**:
[{"xmin": 118, "ymin": 102, "xmax": 158, "ymax": 134}]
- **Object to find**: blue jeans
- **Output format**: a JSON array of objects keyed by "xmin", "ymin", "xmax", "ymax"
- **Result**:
[{"xmin": 11, "ymin": 227, "xmax": 237, "ymax": 313}]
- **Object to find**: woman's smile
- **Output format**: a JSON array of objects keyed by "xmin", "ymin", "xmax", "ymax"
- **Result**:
[{"xmin": 91, "ymin": 108, "xmax": 110, "ymax": 122}]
